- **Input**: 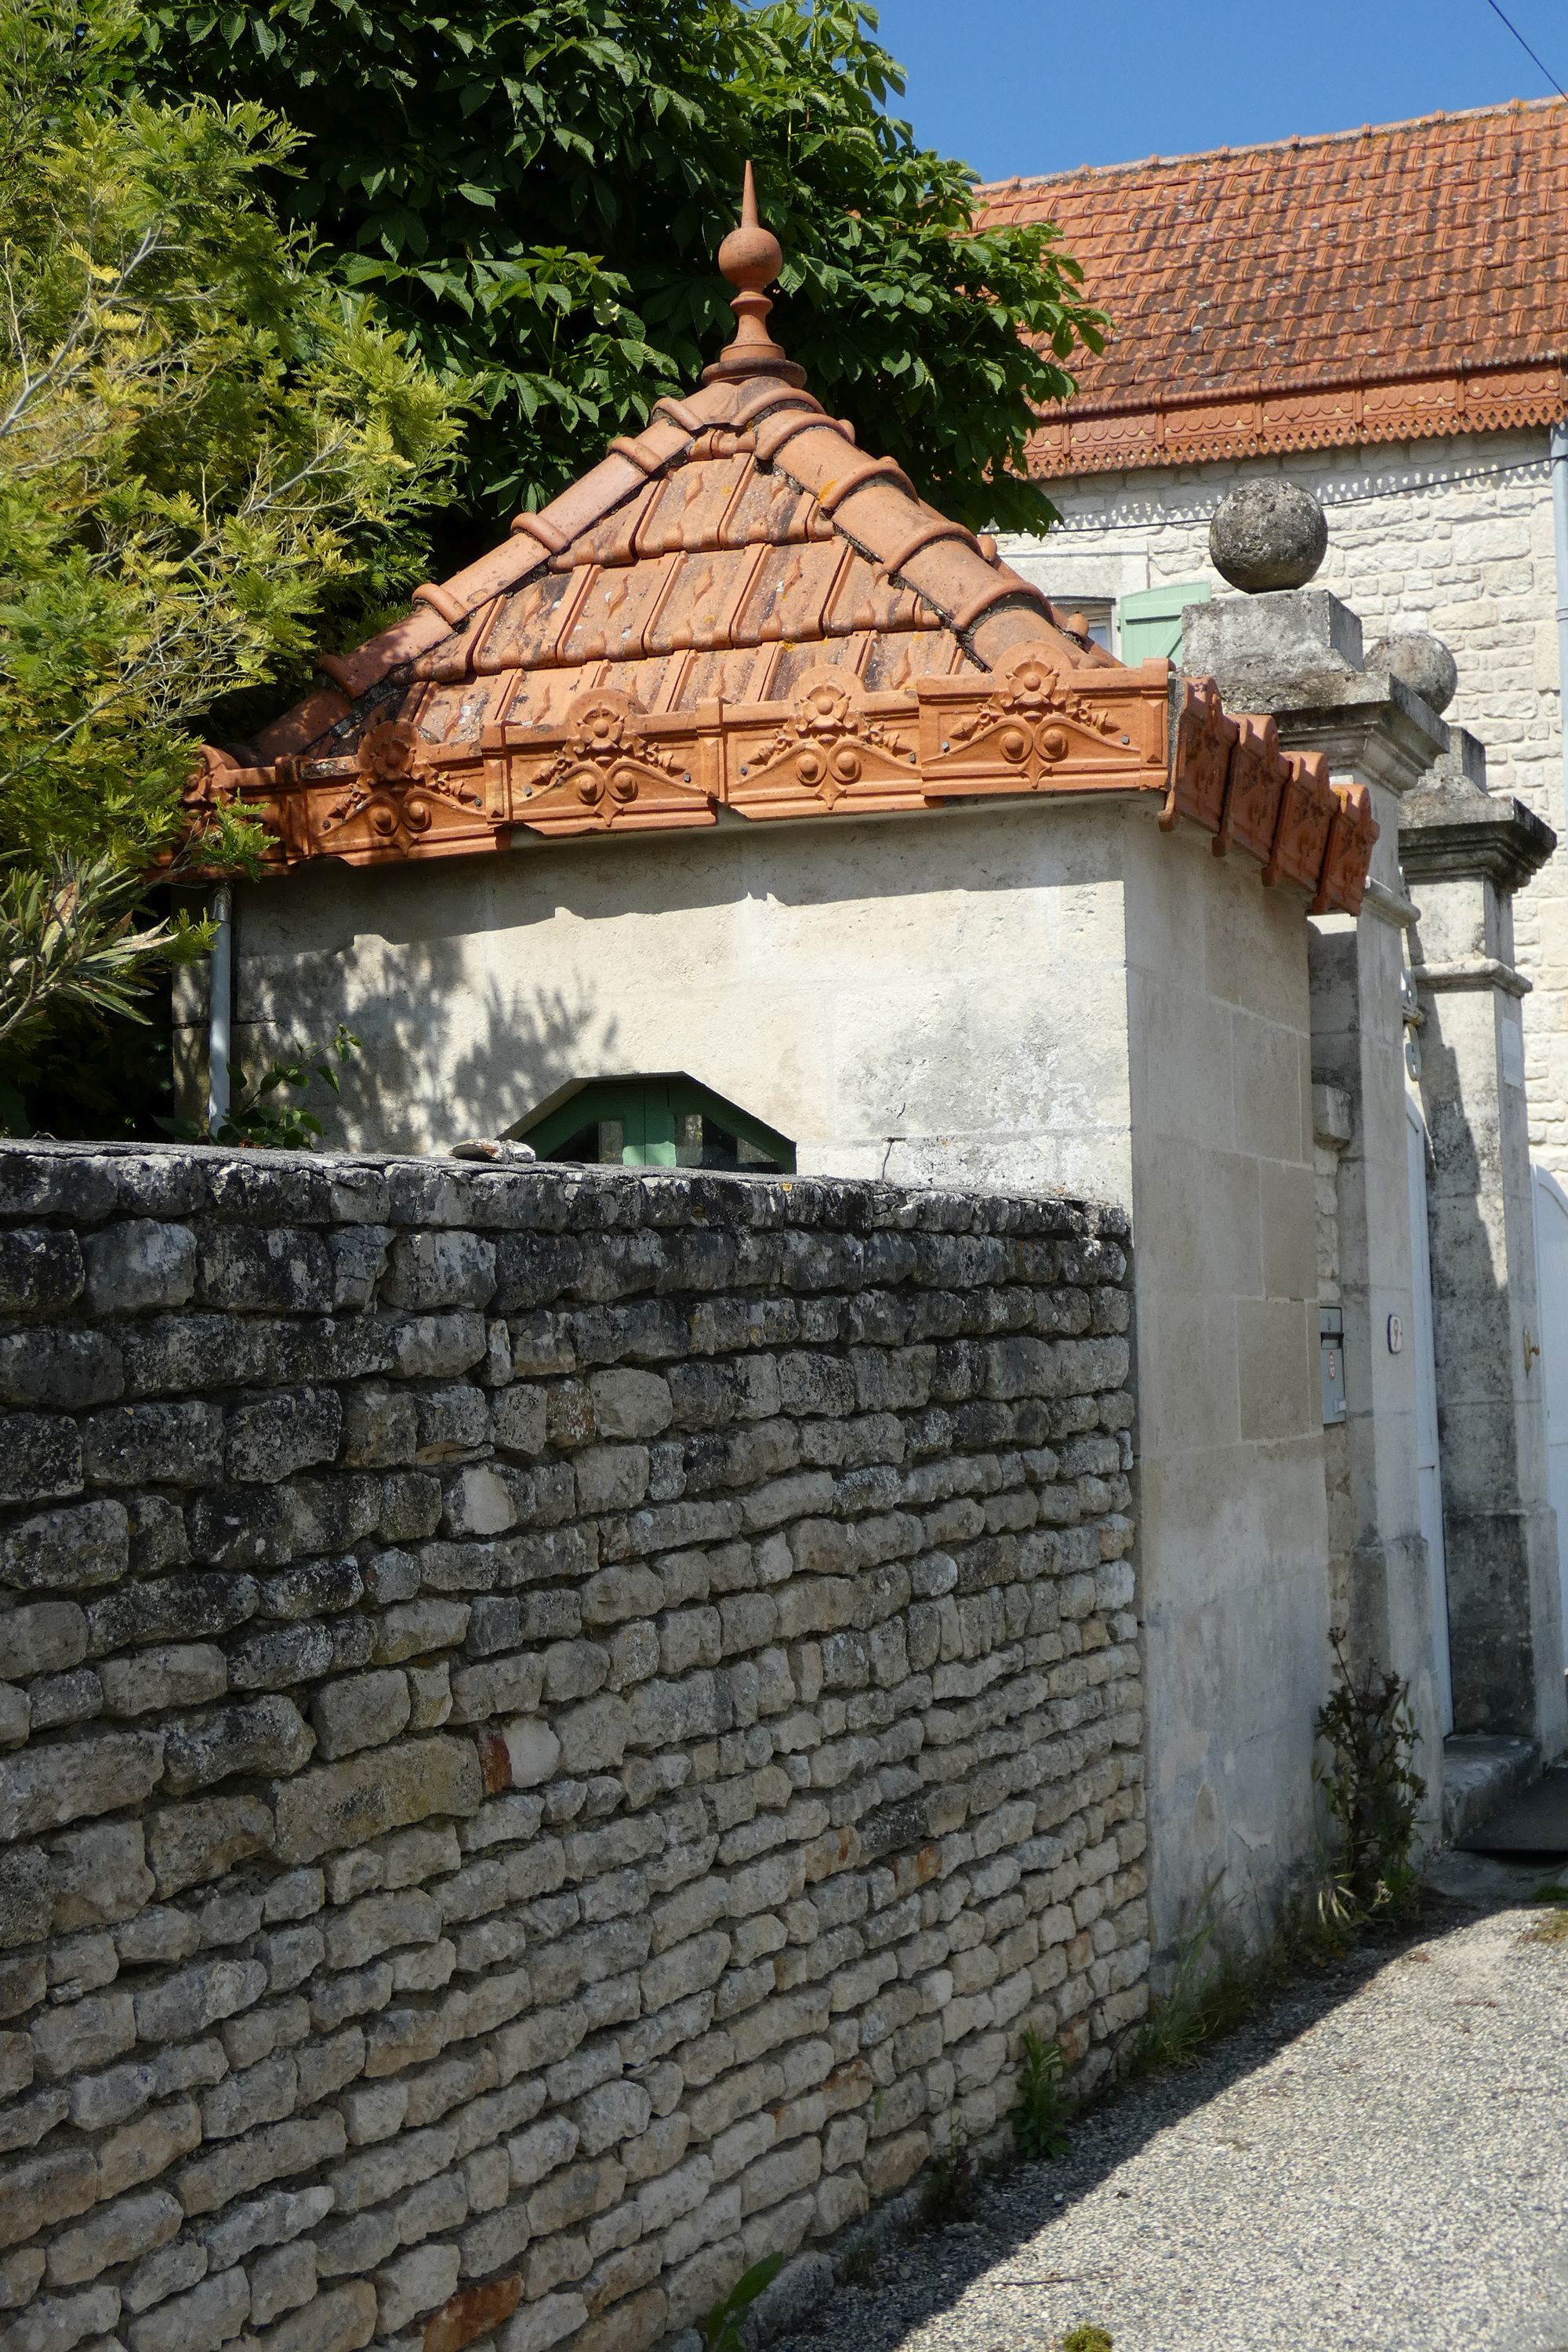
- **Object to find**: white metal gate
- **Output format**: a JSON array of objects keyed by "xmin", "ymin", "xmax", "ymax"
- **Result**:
[
  {"xmin": 1534, "ymin": 1165, "xmax": 1568, "ymax": 1664},
  {"xmin": 1408, "ymin": 1098, "xmax": 1454, "ymax": 1732}
]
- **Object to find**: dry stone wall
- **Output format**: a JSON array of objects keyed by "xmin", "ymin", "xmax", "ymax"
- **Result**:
[{"xmin": 0, "ymin": 1145, "xmax": 1145, "ymax": 2352}]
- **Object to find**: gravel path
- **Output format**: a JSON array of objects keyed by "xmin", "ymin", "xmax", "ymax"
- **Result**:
[{"xmin": 775, "ymin": 1853, "xmax": 1568, "ymax": 2352}]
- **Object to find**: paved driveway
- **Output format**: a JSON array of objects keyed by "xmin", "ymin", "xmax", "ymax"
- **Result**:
[{"xmin": 775, "ymin": 1852, "xmax": 1568, "ymax": 2352}]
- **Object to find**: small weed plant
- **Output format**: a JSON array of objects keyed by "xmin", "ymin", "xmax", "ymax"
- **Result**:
[
  {"xmin": 1060, "ymin": 2327, "xmax": 1113, "ymax": 2352},
  {"xmin": 165, "ymin": 1025, "xmax": 360, "ymax": 1149},
  {"xmin": 838, "ymin": 2241, "xmax": 879, "ymax": 2285},
  {"xmin": 1129, "ymin": 1873, "xmax": 1260, "ymax": 2073},
  {"xmin": 1314, "ymin": 1629, "xmax": 1425, "ymax": 1931},
  {"xmin": 701, "ymin": 2254, "xmax": 784, "ymax": 2352},
  {"xmin": 1011, "ymin": 2029, "xmax": 1072, "ymax": 2161},
  {"xmin": 916, "ymin": 2125, "xmax": 978, "ymax": 2228},
  {"xmin": 1520, "ymin": 1907, "xmax": 1568, "ymax": 1945}
]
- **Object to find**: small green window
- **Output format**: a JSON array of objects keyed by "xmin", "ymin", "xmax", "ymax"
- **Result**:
[
  {"xmin": 1117, "ymin": 579, "xmax": 1212, "ymax": 663},
  {"xmin": 516, "ymin": 1075, "xmax": 795, "ymax": 1174}
]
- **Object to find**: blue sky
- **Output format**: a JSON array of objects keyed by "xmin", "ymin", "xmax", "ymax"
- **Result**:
[{"xmin": 872, "ymin": 0, "xmax": 1567, "ymax": 181}]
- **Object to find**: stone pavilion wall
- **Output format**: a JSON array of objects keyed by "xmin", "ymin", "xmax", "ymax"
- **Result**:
[{"xmin": 0, "ymin": 1147, "xmax": 1145, "ymax": 2352}]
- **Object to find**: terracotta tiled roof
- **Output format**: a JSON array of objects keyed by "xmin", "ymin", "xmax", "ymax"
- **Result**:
[
  {"xmin": 978, "ymin": 97, "xmax": 1568, "ymax": 476},
  {"xmin": 187, "ymin": 172, "xmax": 1377, "ymax": 916}
]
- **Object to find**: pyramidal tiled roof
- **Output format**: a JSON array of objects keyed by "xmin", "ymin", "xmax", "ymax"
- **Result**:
[
  {"xmin": 191, "ymin": 171, "xmax": 1378, "ymax": 916},
  {"xmin": 229, "ymin": 165, "xmax": 1098, "ymax": 784}
]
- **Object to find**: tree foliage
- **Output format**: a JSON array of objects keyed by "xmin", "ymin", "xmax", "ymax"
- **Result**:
[
  {"xmin": 135, "ymin": 0, "xmax": 1103, "ymax": 535},
  {"xmin": 0, "ymin": 0, "xmax": 462, "ymax": 1115}
]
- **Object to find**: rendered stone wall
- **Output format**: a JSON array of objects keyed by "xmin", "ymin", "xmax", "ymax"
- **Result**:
[
  {"xmin": 0, "ymin": 1146, "xmax": 1145, "ymax": 2352},
  {"xmin": 999, "ymin": 426, "xmax": 1568, "ymax": 1181},
  {"xmin": 1311, "ymin": 1083, "xmax": 1354, "ymax": 1637}
]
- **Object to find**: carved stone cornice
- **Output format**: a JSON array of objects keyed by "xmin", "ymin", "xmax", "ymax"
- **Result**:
[
  {"xmin": 1255, "ymin": 677, "xmax": 1449, "ymax": 798},
  {"xmin": 1410, "ymin": 955, "xmax": 1532, "ymax": 1000},
  {"xmin": 1400, "ymin": 789, "xmax": 1557, "ymax": 892}
]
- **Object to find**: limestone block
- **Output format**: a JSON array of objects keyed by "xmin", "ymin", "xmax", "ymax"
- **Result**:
[
  {"xmin": 310, "ymin": 1671, "xmax": 411, "ymax": 1761},
  {"xmin": 101, "ymin": 1647, "xmax": 227, "ymax": 1719},
  {"xmin": 445, "ymin": 1469, "xmax": 517, "ymax": 1538},
  {"xmin": 226, "ymin": 1392, "xmax": 342, "ymax": 1486},
  {"xmin": 272, "ymin": 1736, "xmax": 483, "ymax": 1865},
  {"xmin": 243, "ymin": 2281, "xmax": 375, "ymax": 2352},
  {"xmin": 247, "ymin": 2241, "xmax": 316, "ymax": 2328},
  {"xmin": 1, "ymin": 1501, "xmax": 128, "ymax": 1593},
  {"xmin": 84, "ymin": 1223, "xmax": 196, "ymax": 1317},
  {"xmin": 0, "ymin": 1730, "xmax": 163, "ymax": 1842},
  {"xmin": 386, "ymin": 1316, "xmax": 488, "ymax": 1383},
  {"xmin": 374, "ymin": 2243, "xmax": 461, "ymax": 2336},
  {"xmin": 122, "ymin": 2241, "xmax": 208, "ymax": 2318},
  {"xmin": 45, "ymin": 2190, "xmax": 181, "ymax": 2288},
  {"xmin": 340, "ymin": 1385, "xmax": 417, "ymax": 1470},
  {"xmin": 496, "ymin": 2294, "xmax": 585, "ymax": 2352},
  {"xmin": 197, "ymin": 1230, "xmax": 331, "ymax": 1316},
  {"xmin": 0, "ymin": 1331, "xmax": 124, "ymax": 1415},
  {"xmin": 372, "ymin": 1602, "xmax": 470, "ymax": 1666},
  {"xmin": 500, "ymin": 1720, "xmax": 561, "ymax": 1790},
  {"xmin": 162, "ymin": 1700, "xmax": 311, "ymax": 1798}
]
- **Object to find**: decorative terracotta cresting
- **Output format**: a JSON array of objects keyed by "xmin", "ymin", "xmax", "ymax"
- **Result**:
[
  {"xmin": 186, "ymin": 169, "xmax": 1377, "ymax": 915},
  {"xmin": 702, "ymin": 163, "xmax": 806, "ymax": 389}
]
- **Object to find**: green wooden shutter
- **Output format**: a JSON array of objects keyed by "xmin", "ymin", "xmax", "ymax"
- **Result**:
[
  {"xmin": 517, "ymin": 1076, "xmax": 794, "ymax": 1171},
  {"xmin": 1117, "ymin": 579, "xmax": 1212, "ymax": 664}
]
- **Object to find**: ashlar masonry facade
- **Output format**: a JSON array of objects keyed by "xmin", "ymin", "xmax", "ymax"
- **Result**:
[{"xmin": 982, "ymin": 100, "xmax": 1568, "ymax": 1179}]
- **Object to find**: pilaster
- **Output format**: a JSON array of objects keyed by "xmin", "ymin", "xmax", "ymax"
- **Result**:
[{"xmin": 1401, "ymin": 731, "xmax": 1566, "ymax": 1751}]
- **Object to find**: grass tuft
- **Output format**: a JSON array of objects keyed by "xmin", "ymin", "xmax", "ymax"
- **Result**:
[
  {"xmin": 915, "ymin": 2127, "xmax": 978, "ymax": 2230},
  {"xmin": 1011, "ymin": 2029, "xmax": 1073, "ymax": 2161}
]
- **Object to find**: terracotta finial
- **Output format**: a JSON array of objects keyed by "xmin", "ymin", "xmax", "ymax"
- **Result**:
[{"xmin": 702, "ymin": 162, "xmax": 807, "ymax": 388}]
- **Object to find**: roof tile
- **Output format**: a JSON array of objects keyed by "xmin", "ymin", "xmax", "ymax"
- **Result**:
[{"xmin": 982, "ymin": 98, "xmax": 1568, "ymax": 470}]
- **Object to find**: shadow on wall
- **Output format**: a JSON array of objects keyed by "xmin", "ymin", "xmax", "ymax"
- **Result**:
[
  {"xmin": 1415, "ymin": 979, "xmax": 1557, "ymax": 1744},
  {"xmin": 241, "ymin": 931, "xmax": 619, "ymax": 1155}
]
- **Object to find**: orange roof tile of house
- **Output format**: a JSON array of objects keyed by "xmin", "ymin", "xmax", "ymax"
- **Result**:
[
  {"xmin": 978, "ymin": 96, "xmax": 1568, "ymax": 477},
  {"xmin": 185, "ymin": 172, "xmax": 1379, "ymax": 916}
]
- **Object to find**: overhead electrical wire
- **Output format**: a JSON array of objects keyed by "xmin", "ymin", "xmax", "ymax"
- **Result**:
[
  {"xmin": 1479, "ymin": 0, "xmax": 1568, "ymax": 103},
  {"xmin": 1035, "ymin": 450, "xmax": 1554, "ymax": 532}
]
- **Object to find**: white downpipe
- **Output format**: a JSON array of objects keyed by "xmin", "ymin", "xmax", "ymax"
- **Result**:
[
  {"xmin": 206, "ymin": 884, "xmax": 233, "ymax": 1136},
  {"xmin": 1552, "ymin": 419, "xmax": 1568, "ymax": 829}
]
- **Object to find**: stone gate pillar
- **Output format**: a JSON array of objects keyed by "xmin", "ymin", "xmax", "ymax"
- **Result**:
[
  {"xmin": 1185, "ymin": 590, "xmax": 1450, "ymax": 1767},
  {"xmin": 1401, "ymin": 731, "xmax": 1566, "ymax": 1759}
]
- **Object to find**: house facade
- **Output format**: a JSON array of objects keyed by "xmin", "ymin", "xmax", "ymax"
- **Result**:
[{"xmin": 981, "ymin": 99, "xmax": 1568, "ymax": 1181}]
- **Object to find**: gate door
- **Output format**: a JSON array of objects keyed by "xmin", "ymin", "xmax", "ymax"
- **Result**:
[
  {"xmin": 1534, "ymin": 1166, "xmax": 1568, "ymax": 1663},
  {"xmin": 1407, "ymin": 1097, "xmax": 1454, "ymax": 1732}
]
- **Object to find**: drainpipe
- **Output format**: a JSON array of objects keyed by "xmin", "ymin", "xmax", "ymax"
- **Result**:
[
  {"xmin": 1552, "ymin": 419, "xmax": 1568, "ymax": 828},
  {"xmin": 205, "ymin": 883, "xmax": 232, "ymax": 1137}
]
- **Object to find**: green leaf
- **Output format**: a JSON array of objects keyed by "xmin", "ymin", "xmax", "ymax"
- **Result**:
[{"xmin": 125, "ymin": 0, "xmax": 1105, "ymax": 535}]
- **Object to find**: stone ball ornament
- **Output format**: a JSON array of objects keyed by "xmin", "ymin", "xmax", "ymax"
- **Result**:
[
  {"xmin": 1364, "ymin": 629, "xmax": 1459, "ymax": 715},
  {"xmin": 1209, "ymin": 480, "xmax": 1329, "ymax": 592}
]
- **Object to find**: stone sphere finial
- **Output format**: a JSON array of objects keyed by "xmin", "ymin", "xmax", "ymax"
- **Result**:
[
  {"xmin": 1209, "ymin": 480, "xmax": 1328, "ymax": 593},
  {"xmin": 1365, "ymin": 629, "xmax": 1459, "ymax": 715},
  {"xmin": 717, "ymin": 162, "xmax": 782, "ymax": 293}
]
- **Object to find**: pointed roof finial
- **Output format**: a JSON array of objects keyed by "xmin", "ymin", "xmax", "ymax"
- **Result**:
[{"xmin": 702, "ymin": 162, "xmax": 807, "ymax": 387}]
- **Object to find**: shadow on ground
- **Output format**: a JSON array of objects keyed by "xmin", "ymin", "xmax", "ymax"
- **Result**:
[{"xmin": 771, "ymin": 1848, "xmax": 1557, "ymax": 2352}]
